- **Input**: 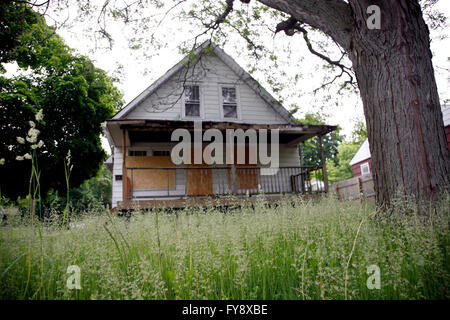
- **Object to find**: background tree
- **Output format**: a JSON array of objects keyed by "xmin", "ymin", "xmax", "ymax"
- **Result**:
[
  {"xmin": 289, "ymin": 109, "xmax": 344, "ymax": 167},
  {"xmin": 45, "ymin": 165, "xmax": 113, "ymax": 213},
  {"xmin": 0, "ymin": 2, "xmax": 123, "ymax": 200},
  {"xmin": 327, "ymin": 120, "xmax": 370, "ymax": 183},
  {"xmin": 326, "ymin": 143, "xmax": 361, "ymax": 184},
  {"xmin": 351, "ymin": 120, "xmax": 368, "ymax": 146}
]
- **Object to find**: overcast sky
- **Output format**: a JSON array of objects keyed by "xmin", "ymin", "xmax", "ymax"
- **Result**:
[{"xmin": 9, "ymin": 1, "xmax": 449, "ymax": 154}]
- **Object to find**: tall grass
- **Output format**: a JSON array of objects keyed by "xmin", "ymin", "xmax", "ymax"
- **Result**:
[{"xmin": 0, "ymin": 195, "xmax": 449, "ymax": 300}]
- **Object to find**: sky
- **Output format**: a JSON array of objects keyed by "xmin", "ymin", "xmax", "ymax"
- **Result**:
[{"xmin": 12, "ymin": 0, "xmax": 450, "ymax": 154}]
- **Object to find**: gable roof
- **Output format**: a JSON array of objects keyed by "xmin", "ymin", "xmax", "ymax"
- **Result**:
[
  {"xmin": 111, "ymin": 40, "xmax": 295, "ymax": 124},
  {"xmin": 349, "ymin": 138, "xmax": 371, "ymax": 166}
]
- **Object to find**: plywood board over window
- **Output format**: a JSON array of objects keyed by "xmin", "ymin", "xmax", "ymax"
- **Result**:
[
  {"xmin": 126, "ymin": 156, "xmax": 175, "ymax": 190},
  {"xmin": 227, "ymin": 145, "xmax": 258, "ymax": 190},
  {"xmin": 186, "ymin": 146, "xmax": 213, "ymax": 196}
]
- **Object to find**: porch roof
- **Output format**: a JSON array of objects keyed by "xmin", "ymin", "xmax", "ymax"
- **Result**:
[{"xmin": 105, "ymin": 119, "xmax": 337, "ymax": 147}]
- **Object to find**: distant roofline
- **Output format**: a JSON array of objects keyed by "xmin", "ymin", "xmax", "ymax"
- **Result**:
[{"xmin": 349, "ymin": 138, "xmax": 371, "ymax": 166}]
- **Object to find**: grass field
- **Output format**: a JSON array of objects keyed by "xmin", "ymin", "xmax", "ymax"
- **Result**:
[{"xmin": 0, "ymin": 195, "xmax": 449, "ymax": 300}]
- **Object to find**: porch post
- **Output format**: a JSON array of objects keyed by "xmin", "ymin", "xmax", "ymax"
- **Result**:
[
  {"xmin": 319, "ymin": 135, "xmax": 329, "ymax": 193},
  {"xmin": 122, "ymin": 128, "xmax": 130, "ymax": 201},
  {"xmin": 299, "ymin": 142, "xmax": 305, "ymax": 194}
]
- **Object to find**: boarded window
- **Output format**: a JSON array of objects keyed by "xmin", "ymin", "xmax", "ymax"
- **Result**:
[
  {"xmin": 129, "ymin": 150, "xmax": 147, "ymax": 156},
  {"xmin": 184, "ymin": 85, "xmax": 200, "ymax": 117},
  {"xmin": 222, "ymin": 87, "xmax": 237, "ymax": 118},
  {"xmin": 153, "ymin": 150, "xmax": 170, "ymax": 156}
]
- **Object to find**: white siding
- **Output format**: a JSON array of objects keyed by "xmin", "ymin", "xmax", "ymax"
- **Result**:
[
  {"xmin": 125, "ymin": 53, "xmax": 287, "ymax": 124},
  {"xmin": 112, "ymin": 147, "xmax": 123, "ymax": 208}
]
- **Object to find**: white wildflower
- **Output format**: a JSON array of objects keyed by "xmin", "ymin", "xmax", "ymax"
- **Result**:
[
  {"xmin": 16, "ymin": 136, "xmax": 25, "ymax": 144},
  {"xmin": 35, "ymin": 109, "xmax": 44, "ymax": 121},
  {"xmin": 16, "ymin": 156, "xmax": 24, "ymax": 161},
  {"xmin": 31, "ymin": 140, "xmax": 44, "ymax": 149},
  {"xmin": 29, "ymin": 121, "xmax": 35, "ymax": 128},
  {"xmin": 66, "ymin": 150, "xmax": 71, "ymax": 164},
  {"xmin": 24, "ymin": 153, "xmax": 32, "ymax": 160},
  {"xmin": 0, "ymin": 158, "xmax": 5, "ymax": 165},
  {"xmin": 26, "ymin": 128, "xmax": 40, "ymax": 143}
]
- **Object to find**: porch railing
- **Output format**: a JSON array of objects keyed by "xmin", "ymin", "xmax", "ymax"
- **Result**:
[{"xmin": 123, "ymin": 166, "xmax": 325, "ymax": 200}]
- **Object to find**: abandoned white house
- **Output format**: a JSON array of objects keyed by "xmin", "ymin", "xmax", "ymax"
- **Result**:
[{"xmin": 104, "ymin": 41, "xmax": 337, "ymax": 209}]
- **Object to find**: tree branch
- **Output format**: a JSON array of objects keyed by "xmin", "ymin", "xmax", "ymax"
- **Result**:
[
  {"xmin": 275, "ymin": 17, "xmax": 356, "ymax": 92},
  {"xmin": 256, "ymin": 0, "xmax": 355, "ymax": 52}
]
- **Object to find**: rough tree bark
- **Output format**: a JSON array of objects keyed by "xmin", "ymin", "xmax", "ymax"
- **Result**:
[{"xmin": 258, "ymin": 0, "xmax": 450, "ymax": 207}]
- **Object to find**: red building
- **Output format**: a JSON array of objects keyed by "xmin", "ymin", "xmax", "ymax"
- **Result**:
[
  {"xmin": 350, "ymin": 104, "xmax": 450, "ymax": 178},
  {"xmin": 349, "ymin": 139, "xmax": 372, "ymax": 177}
]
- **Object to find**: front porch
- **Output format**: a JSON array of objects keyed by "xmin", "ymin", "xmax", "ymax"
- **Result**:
[
  {"xmin": 117, "ymin": 165, "xmax": 325, "ymax": 210},
  {"xmin": 106, "ymin": 120, "xmax": 337, "ymax": 209}
]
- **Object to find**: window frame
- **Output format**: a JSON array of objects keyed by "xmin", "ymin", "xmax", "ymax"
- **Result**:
[
  {"xmin": 182, "ymin": 84, "xmax": 203, "ymax": 119},
  {"xmin": 220, "ymin": 85, "xmax": 240, "ymax": 120},
  {"xmin": 360, "ymin": 162, "xmax": 370, "ymax": 176}
]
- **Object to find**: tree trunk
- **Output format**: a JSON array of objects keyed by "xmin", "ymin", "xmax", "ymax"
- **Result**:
[
  {"xmin": 350, "ymin": 0, "xmax": 450, "ymax": 206},
  {"xmin": 258, "ymin": 0, "xmax": 450, "ymax": 207},
  {"xmin": 347, "ymin": 0, "xmax": 450, "ymax": 207}
]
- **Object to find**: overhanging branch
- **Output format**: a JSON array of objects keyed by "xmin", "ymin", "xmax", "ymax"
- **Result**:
[
  {"xmin": 275, "ymin": 17, "xmax": 356, "ymax": 92},
  {"xmin": 257, "ymin": 0, "xmax": 354, "ymax": 52}
]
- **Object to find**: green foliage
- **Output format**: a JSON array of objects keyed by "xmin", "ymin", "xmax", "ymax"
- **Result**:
[
  {"xmin": 0, "ymin": 3, "xmax": 123, "ymax": 200},
  {"xmin": 46, "ymin": 165, "xmax": 112, "ymax": 214},
  {"xmin": 351, "ymin": 120, "xmax": 368, "ymax": 145},
  {"xmin": 0, "ymin": 196, "xmax": 449, "ymax": 299},
  {"xmin": 0, "ymin": 1, "xmax": 46, "ymax": 71},
  {"xmin": 327, "ymin": 143, "xmax": 361, "ymax": 184},
  {"xmin": 323, "ymin": 120, "xmax": 368, "ymax": 184},
  {"xmin": 292, "ymin": 111, "xmax": 343, "ymax": 167}
]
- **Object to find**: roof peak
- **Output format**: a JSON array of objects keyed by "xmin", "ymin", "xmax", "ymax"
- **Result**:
[{"xmin": 111, "ymin": 41, "xmax": 295, "ymax": 124}]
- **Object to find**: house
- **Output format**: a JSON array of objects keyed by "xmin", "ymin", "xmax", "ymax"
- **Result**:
[
  {"xmin": 349, "ymin": 139, "xmax": 372, "ymax": 177},
  {"xmin": 104, "ymin": 41, "xmax": 337, "ymax": 209},
  {"xmin": 350, "ymin": 104, "xmax": 450, "ymax": 178}
]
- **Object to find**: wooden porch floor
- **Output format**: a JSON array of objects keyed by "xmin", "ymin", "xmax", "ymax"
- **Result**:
[{"xmin": 113, "ymin": 193, "xmax": 325, "ymax": 212}]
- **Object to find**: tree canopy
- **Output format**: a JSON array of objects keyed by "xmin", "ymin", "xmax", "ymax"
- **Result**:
[{"xmin": 0, "ymin": 2, "xmax": 123, "ymax": 199}]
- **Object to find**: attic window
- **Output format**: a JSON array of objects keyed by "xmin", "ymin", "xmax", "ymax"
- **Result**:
[
  {"xmin": 184, "ymin": 85, "xmax": 200, "ymax": 117},
  {"xmin": 222, "ymin": 87, "xmax": 237, "ymax": 118}
]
